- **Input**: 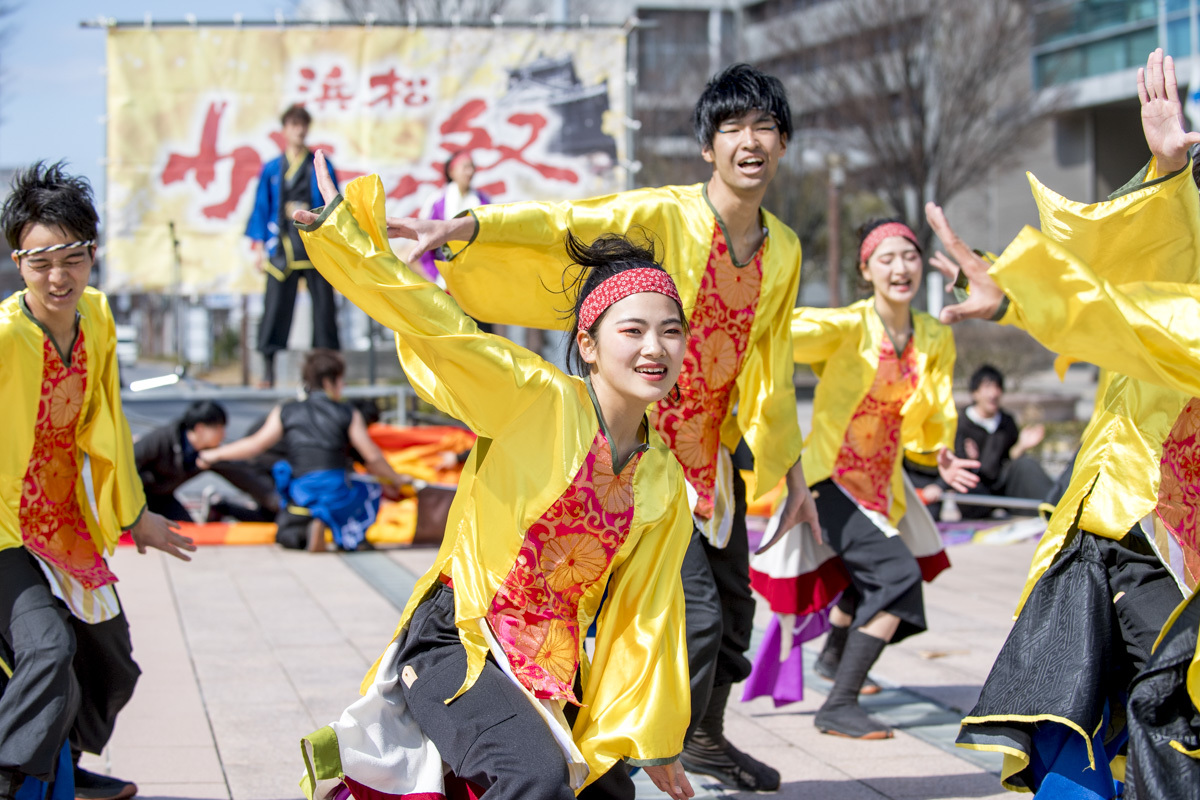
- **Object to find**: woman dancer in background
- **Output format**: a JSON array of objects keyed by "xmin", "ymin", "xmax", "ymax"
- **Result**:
[
  {"xmin": 293, "ymin": 153, "xmax": 696, "ymax": 800},
  {"xmin": 749, "ymin": 219, "xmax": 977, "ymax": 739}
]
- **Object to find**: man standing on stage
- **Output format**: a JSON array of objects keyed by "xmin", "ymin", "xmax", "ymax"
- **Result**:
[{"xmin": 246, "ymin": 104, "xmax": 341, "ymax": 387}]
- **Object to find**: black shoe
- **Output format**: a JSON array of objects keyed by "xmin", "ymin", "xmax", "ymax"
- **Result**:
[
  {"xmin": 73, "ymin": 767, "xmax": 137, "ymax": 800},
  {"xmin": 0, "ymin": 767, "xmax": 22, "ymax": 800},
  {"xmin": 680, "ymin": 730, "xmax": 781, "ymax": 792},
  {"xmin": 814, "ymin": 700, "xmax": 893, "ymax": 739}
]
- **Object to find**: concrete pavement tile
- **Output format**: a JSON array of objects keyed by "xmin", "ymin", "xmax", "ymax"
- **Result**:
[
  {"xmin": 753, "ymin": 777, "xmax": 889, "ymax": 800},
  {"xmin": 861, "ymin": 769, "xmax": 1008, "ymax": 799},
  {"xmin": 846, "ymin": 753, "xmax": 983, "ymax": 779},
  {"xmin": 81, "ymin": 744, "xmax": 225, "ymax": 784},
  {"xmin": 786, "ymin": 728, "xmax": 956, "ymax": 764},
  {"xmin": 221, "ymin": 761, "xmax": 306, "ymax": 800},
  {"xmin": 128, "ymin": 783, "xmax": 231, "ymax": 800}
]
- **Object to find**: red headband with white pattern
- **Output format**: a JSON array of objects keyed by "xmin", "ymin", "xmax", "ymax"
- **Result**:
[
  {"xmin": 859, "ymin": 222, "xmax": 919, "ymax": 263},
  {"xmin": 578, "ymin": 268, "xmax": 682, "ymax": 332}
]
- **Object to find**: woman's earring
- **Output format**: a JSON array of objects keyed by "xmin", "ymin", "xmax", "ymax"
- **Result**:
[{"xmin": 668, "ymin": 383, "xmax": 682, "ymax": 403}]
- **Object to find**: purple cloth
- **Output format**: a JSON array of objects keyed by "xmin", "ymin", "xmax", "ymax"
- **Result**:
[
  {"xmin": 417, "ymin": 189, "xmax": 490, "ymax": 282},
  {"xmin": 741, "ymin": 609, "xmax": 832, "ymax": 707}
]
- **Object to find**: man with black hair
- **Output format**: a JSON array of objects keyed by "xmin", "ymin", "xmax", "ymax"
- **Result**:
[
  {"xmin": 0, "ymin": 161, "xmax": 195, "ymax": 800},
  {"xmin": 135, "ymin": 400, "xmax": 280, "ymax": 523},
  {"xmin": 955, "ymin": 364, "xmax": 1053, "ymax": 512},
  {"xmin": 246, "ymin": 104, "xmax": 342, "ymax": 387},
  {"xmin": 387, "ymin": 63, "xmax": 816, "ymax": 793}
]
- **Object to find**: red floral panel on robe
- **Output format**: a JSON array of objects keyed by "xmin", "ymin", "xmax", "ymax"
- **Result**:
[
  {"xmin": 20, "ymin": 332, "xmax": 117, "ymax": 590},
  {"xmin": 1156, "ymin": 397, "xmax": 1200, "ymax": 589},
  {"xmin": 487, "ymin": 430, "xmax": 642, "ymax": 702},
  {"xmin": 832, "ymin": 337, "xmax": 918, "ymax": 514},
  {"xmin": 651, "ymin": 225, "xmax": 762, "ymax": 519}
]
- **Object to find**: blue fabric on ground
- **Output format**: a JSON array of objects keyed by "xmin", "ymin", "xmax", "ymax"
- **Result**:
[
  {"xmin": 1027, "ymin": 700, "xmax": 1125, "ymax": 800},
  {"xmin": 15, "ymin": 743, "xmax": 72, "ymax": 800},
  {"xmin": 273, "ymin": 462, "xmax": 382, "ymax": 551}
]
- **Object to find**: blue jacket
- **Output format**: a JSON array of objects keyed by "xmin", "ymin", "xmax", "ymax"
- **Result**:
[{"xmin": 245, "ymin": 150, "xmax": 339, "ymax": 261}]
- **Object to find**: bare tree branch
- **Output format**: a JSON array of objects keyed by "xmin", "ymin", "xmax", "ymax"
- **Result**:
[{"xmin": 769, "ymin": 0, "xmax": 1052, "ymax": 250}]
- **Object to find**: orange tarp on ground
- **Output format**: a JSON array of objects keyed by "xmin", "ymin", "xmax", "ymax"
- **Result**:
[{"xmin": 120, "ymin": 427, "xmax": 780, "ymax": 547}]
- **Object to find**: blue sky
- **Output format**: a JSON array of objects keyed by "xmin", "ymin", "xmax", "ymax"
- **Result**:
[{"xmin": 0, "ymin": 1, "xmax": 282, "ymax": 206}]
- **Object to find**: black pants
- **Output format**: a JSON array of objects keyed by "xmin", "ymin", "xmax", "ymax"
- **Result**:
[
  {"xmin": 258, "ymin": 267, "xmax": 340, "ymax": 359},
  {"xmin": 956, "ymin": 529, "xmax": 1182, "ymax": 793},
  {"xmin": 0, "ymin": 549, "xmax": 139, "ymax": 780},
  {"xmin": 394, "ymin": 584, "xmax": 575, "ymax": 800},
  {"xmin": 681, "ymin": 468, "xmax": 754, "ymax": 736},
  {"xmin": 815, "ymin": 479, "xmax": 926, "ymax": 642},
  {"xmin": 1126, "ymin": 589, "xmax": 1200, "ymax": 800}
]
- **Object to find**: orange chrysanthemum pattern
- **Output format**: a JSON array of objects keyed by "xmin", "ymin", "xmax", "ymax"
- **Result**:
[
  {"xmin": 832, "ymin": 337, "xmax": 918, "ymax": 514},
  {"xmin": 488, "ymin": 431, "xmax": 642, "ymax": 701},
  {"xmin": 651, "ymin": 225, "xmax": 762, "ymax": 519},
  {"xmin": 1156, "ymin": 398, "xmax": 1200, "ymax": 590},
  {"xmin": 20, "ymin": 333, "xmax": 117, "ymax": 590}
]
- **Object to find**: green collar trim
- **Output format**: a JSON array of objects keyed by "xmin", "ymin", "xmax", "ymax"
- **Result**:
[
  {"xmin": 585, "ymin": 378, "xmax": 649, "ymax": 476},
  {"xmin": 19, "ymin": 293, "xmax": 80, "ymax": 367},
  {"xmin": 702, "ymin": 182, "xmax": 767, "ymax": 268}
]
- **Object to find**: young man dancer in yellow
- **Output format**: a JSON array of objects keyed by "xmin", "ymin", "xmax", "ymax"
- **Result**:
[
  {"xmin": 0, "ymin": 163, "xmax": 196, "ymax": 800},
  {"xmin": 386, "ymin": 63, "xmax": 816, "ymax": 793}
]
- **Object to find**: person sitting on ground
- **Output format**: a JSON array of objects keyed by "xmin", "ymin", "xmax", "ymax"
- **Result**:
[
  {"xmin": 198, "ymin": 350, "xmax": 406, "ymax": 551},
  {"xmin": 955, "ymin": 364, "xmax": 1053, "ymax": 516},
  {"xmin": 135, "ymin": 400, "xmax": 280, "ymax": 523}
]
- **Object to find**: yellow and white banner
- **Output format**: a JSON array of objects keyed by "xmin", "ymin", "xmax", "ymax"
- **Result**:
[{"xmin": 106, "ymin": 26, "xmax": 628, "ymax": 293}]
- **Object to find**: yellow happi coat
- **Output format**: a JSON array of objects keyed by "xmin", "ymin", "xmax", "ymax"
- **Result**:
[
  {"xmin": 0, "ymin": 288, "xmax": 146, "ymax": 555},
  {"xmin": 987, "ymin": 159, "xmax": 1200, "ymax": 615},
  {"xmin": 297, "ymin": 175, "xmax": 694, "ymax": 785},
  {"xmin": 433, "ymin": 183, "xmax": 804, "ymax": 504},
  {"xmin": 792, "ymin": 300, "xmax": 958, "ymax": 525}
]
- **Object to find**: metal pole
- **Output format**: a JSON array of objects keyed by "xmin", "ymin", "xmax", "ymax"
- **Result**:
[
  {"xmin": 168, "ymin": 220, "xmax": 185, "ymax": 375},
  {"xmin": 240, "ymin": 293, "xmax": 250, "ymax": 386},
  {"xmin": 826, "ymin": 153, "xmax": 844, "ymax": 308}
]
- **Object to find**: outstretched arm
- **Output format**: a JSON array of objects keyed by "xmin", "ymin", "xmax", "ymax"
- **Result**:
[
  {"xmin": 294, "ymin": 153, "xmax": 560, "ymax": 439},
  {"xmin": 347, "ymin": 409, "xmax": 410, "ymax": 501},
  {"xmin": 199, "ymin": 406, "xmax": 284, "ymax": 467}
]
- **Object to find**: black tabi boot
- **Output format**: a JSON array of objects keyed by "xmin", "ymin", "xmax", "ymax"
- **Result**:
[
  {"xmin": 814, "ymin": 624, "xmax": 880, "ymax": 695},
  {"xmin": 680, "ymin": 682, "xmax": 781, "ymax": 792},
  {"xmin": 814, "ymin": 629, "xmax": 893, "ymax": 739}
]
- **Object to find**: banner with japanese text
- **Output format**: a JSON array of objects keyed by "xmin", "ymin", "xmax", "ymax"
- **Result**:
[{"xmin": 105, "ymin": 25, "xmax": 629, "ymax": 293}]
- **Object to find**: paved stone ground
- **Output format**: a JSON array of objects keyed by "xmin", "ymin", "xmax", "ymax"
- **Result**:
[{"xmin": 80, "ymin": 536, "xmax": 1039, "ymax": 800}]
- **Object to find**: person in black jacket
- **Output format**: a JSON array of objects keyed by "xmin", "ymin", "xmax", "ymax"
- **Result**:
[
  {"xmin": 134, "ymin": 400, "xmax": 279, "ymax": 522},
  {"xmin": 197, "ymin": 351, "xmax": 405, "ymax": 551},
  {"xmin": 955, "ymin": 365, "xmax": 1053, "ymax": 515}
]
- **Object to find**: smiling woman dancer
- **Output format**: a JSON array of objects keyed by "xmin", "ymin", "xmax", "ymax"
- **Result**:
[
  {"xmin": 748, "ymin": 219, "xmax": 978, "ymax": 739},
  {"xmin": 293, "ymin": 153, "xmax": 696, "ymax": 800}
]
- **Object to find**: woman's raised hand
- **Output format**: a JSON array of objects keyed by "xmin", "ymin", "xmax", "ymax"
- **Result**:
[{"xmin": 925, "ymin": 202, "xmax": 1005, "ymax": 324}]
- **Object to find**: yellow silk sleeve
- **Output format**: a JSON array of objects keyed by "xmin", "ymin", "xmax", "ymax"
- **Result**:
[
  {"xmin": 994, "ymin": 236, "xmax": 1200, "ymax": 396},
  {"xmin": 442, "ymin": 187, "xmax": 703, "ymax": 329},
  {"xmin": 77, "ymin": 290, "xmax": 146, "ymax": 548},
  {"xmin": 573, "ymin": 479, "xmax": 693, "ymax": 784},
  {"xmin": 791, "ymin": 305, "xmax": 857, "ymax": 366},
  {"xmin": 1026, "ymin": 157, "xmax": 1199, "ymax": 286},
  {"xmin": 299, "ymin": 176, "xmax": 560, "ymax": 440}
]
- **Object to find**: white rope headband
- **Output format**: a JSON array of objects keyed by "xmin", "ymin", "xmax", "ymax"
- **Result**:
[{"xmin": 13, "ymin": 239, "xmax": 96, "ymax": 257}]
